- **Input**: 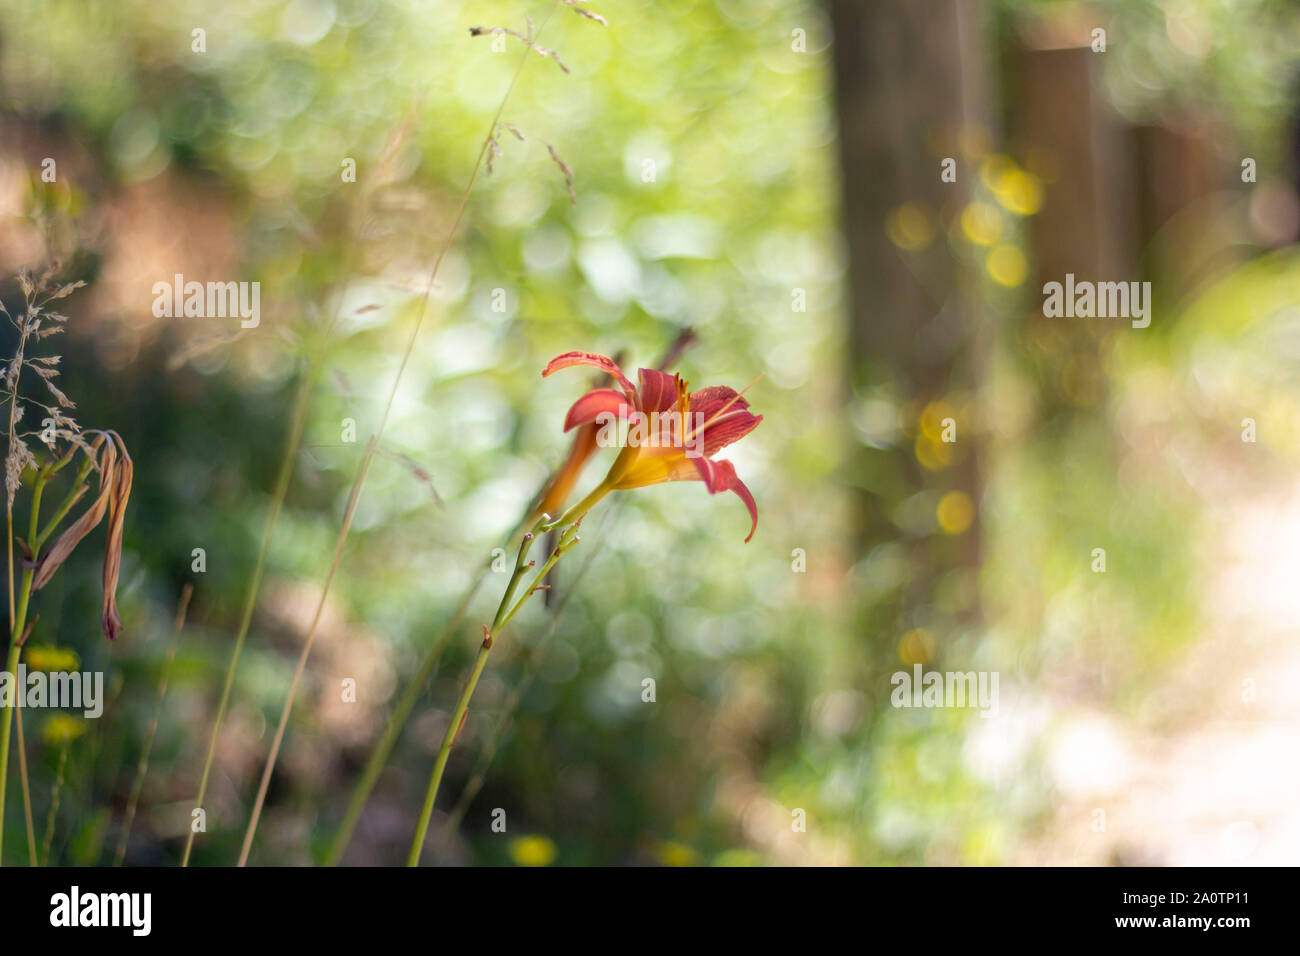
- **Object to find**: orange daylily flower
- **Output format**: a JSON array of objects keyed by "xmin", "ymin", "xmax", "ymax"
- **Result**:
[
  {"xmin": 529, "ymin": 332, "xmax": 695, "ymax": 523},
  {"xmin": 542, "ymin": 351, "xmax": 762, "ymax": 542}
]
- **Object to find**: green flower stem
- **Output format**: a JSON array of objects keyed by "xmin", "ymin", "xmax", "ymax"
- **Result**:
[
  {"xmin": 406, "ymin": 518, "xmax": 582, "ymax": 866},
  {"xmin": 0, "ymin": 640, "xmax": 19, "ymax": 865},
  {"xmin": 13, "ymin": 693, "xmax": 36, "ymax": 865},
  {"xmin": 323, "ymin": 555, "xmax": 494, "ymax": 866},
  {"xmin": 326, "ymin": 500, "xmax": 562, "ymax": 866},
  {"xmin": 33, "ymin": 455, "xmax": 94, "ymax": 553},
  {"xmin": 0, "ymin": 469, "xmax": 45, "ymax": 866},
  {"xmin": 548, "ymin": 481, "xmax": 613, "ymax": 533}
]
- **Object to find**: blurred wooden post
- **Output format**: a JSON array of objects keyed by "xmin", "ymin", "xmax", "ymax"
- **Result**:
[
  {"xmin": 829, "ymin": 0, "xmax": 991, "ymax": 664},
  {"xmin": 1007, "ymin": 20, "xmax": 1138, "ymax": 301},
  {"xmin": 1005, "ymin": 13, "xmax": 1140, "ymax": 413}
]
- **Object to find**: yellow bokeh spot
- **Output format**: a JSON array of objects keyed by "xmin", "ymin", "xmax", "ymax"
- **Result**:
[
  {"xmin": 886, "ymin": 203, "xmax": 934, "ymax": 252},
  {"xmin": 960, "ymin": 202, "xmax": 1002, "ymax": 246},
  {"xmin": 978, "ymin": 156, "xmax": 1014, "ymax": 191},
  {"xmin": 980, "ymin": 156, "xmax": 1044, "ymax": 216},
  {"xmin": 655, "ymin": 840, "xmax": 700, "ymax": 867},
  {"xmin": 915, "ymin": 432, "xmax": 953, "ymax": 471},
  {"xmin": 919, "ymin": 401, "xmax": 955, "ymax": 440},
  {"xmin": 23, "ymin": 645, "xmax": 79, "ymax": 672},
  {"xmin": 42, "ymin": 714, "xmax": 86, "ymax": 747},
  {"xmin": 995, "ymin": 169, "xmax": 1044, "ymax": 216},
  {"xmin": 897, "ymin": 628, "xmax": 935, "ymax": 666},
  {"xmin": 986, "ymin": 244, "xmax": 1028, "ymax": 287},
  {"xmin": 508, "ymin": 835, "xmax": 558, "ymax": 867},
  {"xmin": 936, "ymin": 490, "xmax": 975, "ymax": 535}
]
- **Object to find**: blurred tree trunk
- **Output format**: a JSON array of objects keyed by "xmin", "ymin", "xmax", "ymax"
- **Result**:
[{"xmin": 828, "ymin": 0, "xmax": 991, "ymax": 673}]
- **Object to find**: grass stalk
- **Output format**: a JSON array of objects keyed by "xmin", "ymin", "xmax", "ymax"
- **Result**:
[
  {"xmin": 321, "ymin": 558, "xmax": 491, "ymax": 865},
  {"xmin": 238, "ymin": 0, "xmax": 563, "ymax": 866},
  {"xmin": 40, "ymin": 744, "xmax": 67, "ymax": 865},
  {"xmin": 0, "ymin": 640, "xmax": 17, "ymax": 865},
  {"xmin": 179, "ymin": 361, "xmax": 318, "ymax": 866},
  {"xmin": 115, "ymin": 582, "xmax": 193, "ymax": 866},
  {"xmin": 0, "ymin": 467, "xmax": 43, "ymax": 865},
  {"xmin": 13, "ymin": 698, "xmax": 36, "ymax": 865}
]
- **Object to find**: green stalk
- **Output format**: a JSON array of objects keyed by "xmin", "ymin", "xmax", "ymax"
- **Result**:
[
  {"xmin": 179, "ymin": 361, "xmax": 318, "ymax": 866},
  {"xmin": 180, "ymin": 18, "xmax": 429, "ymax": 865},
  {"xmin": 439, "ymin": 511, "xmax": 616, "ymax": 847},
  {"xmin": 116, "ymin": 583, "xmax": 192, "ymax": 865},
  {"xmin": 237, "ymin": 436, "xmax": 378, "ymax": 866},
  {"xmin": 40, "ymin": 745, "xmax": 67, "ymax": 865},
  {"xmin": 322, "ymin": 558, "xmax": 491, "ymax": 865},
  {"xmin": 407, "ymin": 518, "xmax": 582, "ymax": 866},
  {"xmin": 0, "ymin": 639, "xmax": 19, "ymax": 866},
  {"xmin": 0, "ymin": 466, "xmax": 43, "ymax": 866},
  {"xmin": 241, "ymin": 0, "xmax": 565, "ymax": 866},
  {"xmin": 325, "ymin": 422, "xmax": 611, "ymax": 866},
  {"xmin": 32, "ymin": 457, "xmax": 94, "ymax": 553},
  {"xmin": 13, "ymin": 695, "xmax": 36, "ymax": 864}
]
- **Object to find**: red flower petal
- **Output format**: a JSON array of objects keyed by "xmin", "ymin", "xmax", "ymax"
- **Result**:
[
  {"xmin": 690, "ymin": 386, "xmax": 751, "ymax": 416},
  {"xmin": 564, "ymin": 388, "xmax": 632, "ymax": 432},
  {"xmin": 701, "ymin": 411, "xmax": 762, "ymax": 458},
  {"xmin": 543, "ymin": 351, "xmax": 638, "ymax": 404},
  {"xmin": 691, "ymin": 457, "xmax": 758, "ymax": 543},
  {"xmin": 688, "ymin": 386, "xmax": 761, "ymax": 457},
  {"xmin": 637, "ymin": 368, "xmax": 678, "ymax": 414}
]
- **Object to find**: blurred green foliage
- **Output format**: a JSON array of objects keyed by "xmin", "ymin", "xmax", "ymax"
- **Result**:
[{"xmin": 0, "ymin": 0, "xmax": 1296, "ymax": 866}]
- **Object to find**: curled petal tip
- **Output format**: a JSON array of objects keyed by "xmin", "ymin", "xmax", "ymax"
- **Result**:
[
  {"xmin": 692, "ymin": 457, "xmax": 758, "ymax": 544},
  {"xmin": 543, "ymin": 351, "xmax": 638, "ymax": 402}
]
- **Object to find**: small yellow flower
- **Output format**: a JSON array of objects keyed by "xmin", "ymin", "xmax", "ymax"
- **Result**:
[
  {"xmin": 42, "ymin": 714, "xmax": 86, "ymax": 747},
  {"xmin": 23, "ymin": 644, "xmax": 80, "ymax": 672},
  {"xmin": 508, "ymin": 835, "xmax": 558, "ymax": 867},
  {"xmin": 654, "ymin": 839, "xmax": 700, "ymax": 867}
]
